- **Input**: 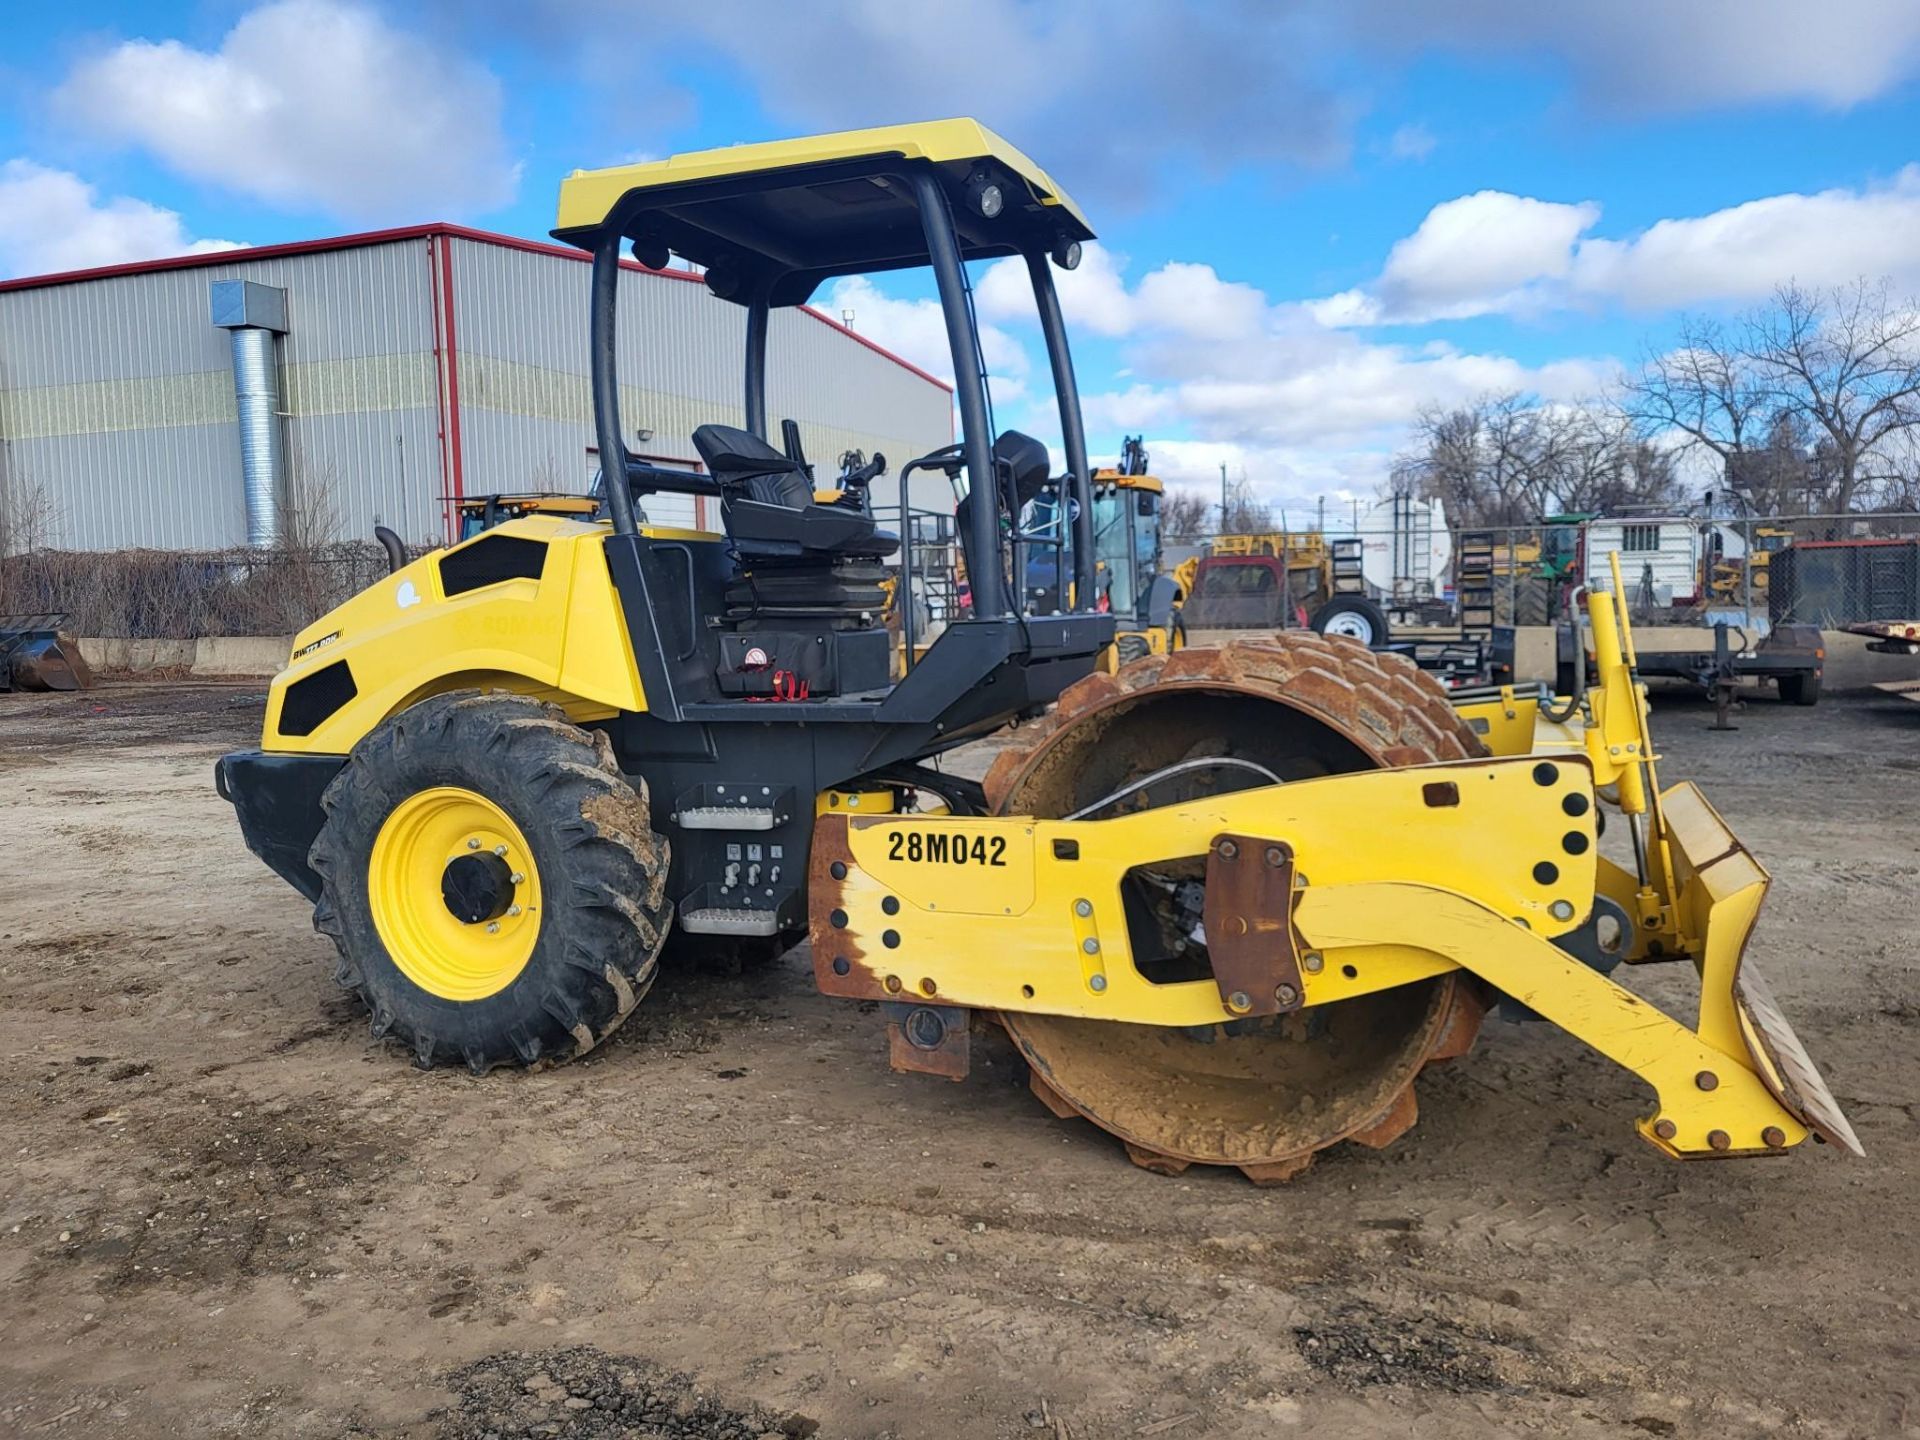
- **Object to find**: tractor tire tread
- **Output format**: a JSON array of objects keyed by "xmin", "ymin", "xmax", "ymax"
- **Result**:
[{"xmin": 308, "ymin": 690, "xmax": 671, "ymax": 1074}]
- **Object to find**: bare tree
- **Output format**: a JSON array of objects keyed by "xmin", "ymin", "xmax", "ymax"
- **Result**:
[
  {"xmin": 1394, "ymin": 394, "xmax": 1674, "ymax": 526},
  {"xmin": 1623, "ymin": 315, "xmax": 1772, "ymax": 477},
  {"xmin": 1161, "ymin": 489, "xmax": 1212, "ymax": 540},
  {"xmin": 1627, "ymin": 281, "xmax": 1920, "ymax": 513},
  {"xmin": 1219, "ymin": 480, "xmax": 1274, "ymax": 535},
  {"xmin": 281, "ymin": 460, "xmax": 344, "ymax": 552},
  {"xmin": 1548, "ymin": 407, "xmax": 1682, "ymax": 514},
  {"xmin": 0, "ymin": 469, "xmax": 62, "ymax": 558},
  {"xmin": 1746, "ymin": 281, "xmax": 1920, "ymax": 512}
]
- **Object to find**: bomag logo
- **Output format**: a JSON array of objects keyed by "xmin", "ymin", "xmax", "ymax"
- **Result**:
[{"xmin": 292, "ymin": 630, "xmax": 342, "ymax": 660}]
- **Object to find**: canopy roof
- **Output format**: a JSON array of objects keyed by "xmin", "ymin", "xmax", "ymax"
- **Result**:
[{"xmin": 553, "ymin": 118, "xmax": 1095, "ymax": 307}]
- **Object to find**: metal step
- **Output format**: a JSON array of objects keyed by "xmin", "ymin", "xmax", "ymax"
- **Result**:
[
  {"xmin": 678, "ymin": 907, "xmax": 783, "ymax": 937},
  {"xmin": 675, "ymin": 806, "xmax": 780, "ymax": 831},
  {"xmin": 670, "ymin": 782, "xmax": 796, "ymax": 830}
]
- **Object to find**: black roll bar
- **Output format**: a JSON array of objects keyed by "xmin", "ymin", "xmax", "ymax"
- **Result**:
[
  {"xmin": 589, "ymin": 228, "xmax": 640, "ymax": 538},
  {"xmin": 911, "ymin": 169, "xmax": 1006, "ymax": 620},
  {"xmin": 1027, "ymin": 251, "xmax": 1094, "ymax": 612},
  {"xmin": 744, "ymin": 294, "xmax": 770, "ymax": 439}
]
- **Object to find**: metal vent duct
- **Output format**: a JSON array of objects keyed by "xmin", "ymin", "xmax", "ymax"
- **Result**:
[{"xmin": 210, "ymin": 280, "xmax": 290, "ymax": 547}]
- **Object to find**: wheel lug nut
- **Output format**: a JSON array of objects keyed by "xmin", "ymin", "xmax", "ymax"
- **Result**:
[
  {"xmin": 467, "ymin": 838, "xmax": 481, "ymax": 850},
  {"xmin": 507, "ymin": 904, "xmax": 521, "ymax": 917},
  {"xmin": 485, "ymin": 921, "xmax": 500, "ymax": 934},
  {"xmin": 493, "ymin": 844, "xmax": 508, "ymax": 857},
  {"xmin": 510, "ymin": 872, "xmax": 525, "ymax": 885}
]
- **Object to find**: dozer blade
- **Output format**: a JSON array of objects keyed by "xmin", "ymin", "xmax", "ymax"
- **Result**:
[
  {"xmin": 1735, "ymin": 963, "xmax": 1863, "ymax": 1157},
  {"xmin": 1656, "ymin": 779, "xmax": 1863, "ymax": 1158}
]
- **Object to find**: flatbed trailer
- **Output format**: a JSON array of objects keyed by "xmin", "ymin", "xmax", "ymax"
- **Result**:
[
  {"xmin": 1555, "ymin": 621, "xmax": 1823, "ymax": 728},
  {"xmin": 1626, "ymin": 621, "xmax": 1824, "ymax": 727},
  {"xmin": 1846, "ymin": 619, "xmax": 1920, "ymax": 655}
]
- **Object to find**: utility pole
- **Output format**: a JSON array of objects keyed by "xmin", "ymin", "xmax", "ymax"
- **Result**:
[{"xmin": 1220, "ymin": 463, "xmax": 1229, "ymax": 535}]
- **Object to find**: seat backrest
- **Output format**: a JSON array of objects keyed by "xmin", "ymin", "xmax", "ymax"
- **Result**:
[{"xmin": 693, "ymin": 424, "xmax": 813, "ymax": 509}]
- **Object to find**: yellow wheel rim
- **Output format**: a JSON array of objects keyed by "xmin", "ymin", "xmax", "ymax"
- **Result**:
[{"xmin": 368, "ymin": 787, "xmax": 543, "ymax": 1002}]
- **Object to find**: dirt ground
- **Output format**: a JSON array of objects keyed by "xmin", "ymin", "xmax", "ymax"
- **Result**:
[{"xmin": 1, "ymin": 677, "xmax": 1916, "ymax": 1439}]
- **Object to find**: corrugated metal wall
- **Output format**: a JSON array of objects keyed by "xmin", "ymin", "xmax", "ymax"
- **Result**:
[
  {"xmin": 0, "ymin": 241, "xmax": 442, "ymax": 549},
  {"xmin": 447, "ymin": 237, "xmax": 953, "ymax": 528},
  {"xmin": 0, "ymin": 231, "xmax": 955, "ymax": 552}
]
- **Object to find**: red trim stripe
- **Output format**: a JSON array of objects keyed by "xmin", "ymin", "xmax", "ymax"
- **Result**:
[
  {"xmin": 438, "ymin": 234, "xmax": 466, "ymax": 523},
  {"xmin": 427, "ymin": 237, "xmax": 454, "ymax": 541},
  {"xmin": 0, "ymin": 221, "xmax": 952, "ymax": 393}
]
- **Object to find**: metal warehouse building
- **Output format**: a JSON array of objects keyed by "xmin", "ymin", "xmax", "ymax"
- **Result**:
[{"xmin": 0, "ymin": 224, "xmax": 953, "ymax": 550}]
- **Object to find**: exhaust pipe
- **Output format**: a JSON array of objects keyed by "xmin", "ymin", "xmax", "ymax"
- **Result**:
[
  {"xmin": 374, "ymin": 525, "xmax": 407, "ymax": 575},
  {"xmin": 211, "ymin": 281, "xmax": 291, "ymax": 548}
]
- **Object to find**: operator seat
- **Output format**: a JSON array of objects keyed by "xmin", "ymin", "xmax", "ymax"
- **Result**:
[{"xmin": 693, "ymin": 424, "xmax": 898, "ymax": 561}]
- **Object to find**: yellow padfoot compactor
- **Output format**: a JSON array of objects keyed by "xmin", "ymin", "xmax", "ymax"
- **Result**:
[{"xmin": 217, "ymin": 120, "xmax": 1857, "ymax": 1185}]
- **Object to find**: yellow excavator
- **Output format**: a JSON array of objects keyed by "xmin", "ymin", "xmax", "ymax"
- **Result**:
[{"xmin": 217, "ymin": 119, "xmax": 1857, "ymax": 1182}]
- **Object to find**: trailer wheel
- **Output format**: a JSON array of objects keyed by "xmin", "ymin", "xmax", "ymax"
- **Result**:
[
  {"xmin": 1310, "ymin": 595, "xmax": 1390, "ymax": 647},
  {"xmin": 1779, "ymin": 672, "xmax": 1820, "ymax": 706}
]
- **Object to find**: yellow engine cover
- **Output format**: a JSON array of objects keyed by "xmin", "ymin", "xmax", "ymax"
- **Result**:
[{"xmin": 262, "ymin": 516, "xmax": 669, "ymax": 754}]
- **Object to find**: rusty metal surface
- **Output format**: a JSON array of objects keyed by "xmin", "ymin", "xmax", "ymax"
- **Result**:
[
  {"xmin": 1735, "ymin": 961, "xmax": 1866, "ymax": 1157},
  {"xmin": 1424, "ymin": 980, "xmax": 1490, "ymax": 1063},
  {"xmin": 983, "ymin": 632, "xmax": 1484, "ymax": 814},
  {"xmin": 884, "ymin": 1001, "xmax": 971, "ymax": 1081},
  {"xmin": 1200, "ymin": 835, "xmax": 1304, "ymax": 1018},
  {"xmin": 989, "ymin": 634, "xmax": 1492, "ymax": 1185},
  {"xmin": 808, "ymin": 813, "xmax": 883, "ymax": 1000}
]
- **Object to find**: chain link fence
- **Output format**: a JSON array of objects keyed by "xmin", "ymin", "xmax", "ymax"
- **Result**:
[
  {"xmin": 1169, "ymin": 512, "xmax": 1920, "ymax": 630},
  {"xmin": 7, "ymin": 511, "xmax": 1917, "ymax": 641},
  {"xmin": 0, "ymin": 542, "xmax": 416, "ymax": 638}
]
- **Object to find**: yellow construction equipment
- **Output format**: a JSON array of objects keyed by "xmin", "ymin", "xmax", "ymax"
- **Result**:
[{"xmin": 217, "ymin": 120, "xmax": 1857, "ymax": 1184}]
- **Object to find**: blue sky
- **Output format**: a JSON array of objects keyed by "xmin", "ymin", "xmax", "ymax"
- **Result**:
[{"xmin": 5, "ymin": 1, "xmax": 1920, "ymax": 509}]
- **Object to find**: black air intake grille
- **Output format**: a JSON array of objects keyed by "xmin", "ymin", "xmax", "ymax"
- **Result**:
[
  {"xmin": 440, "ymin": 534, "xmax": 548, "ymax": 596},
  {"xmin": 279, "ymin": 660, "xmax": 357, "ymax": 737}
]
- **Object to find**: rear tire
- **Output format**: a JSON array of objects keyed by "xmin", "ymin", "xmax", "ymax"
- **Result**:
[
  {"xmin": 1780, "ymin": 672, "xmax": 1821, "ymax": 706},
  {"xmin": 1309, "ymin": 595, "xmax": 1390, "ymax": 647},
  {"xmin": 1512, "ymin": 576, "xmax": 1551, "ymax": 627},
  {"xmin": 1114, "ymin": 632, "xmax": 1153, "ymax": 666},
  {"xmin": 309, "ymin": 691, "xmax": 672, "ymax": 1073}
]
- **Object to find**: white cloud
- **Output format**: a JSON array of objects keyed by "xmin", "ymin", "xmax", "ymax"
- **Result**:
[
  {"xmin": 1569, "ymin": 167, "xmax": 1920, "ymax": 309},
  {"xmin": 1349, "ymin": 0, "xmax": 1920, "ymax": 113},
  {"xmin": 980, "ymin": 245, "xmax": 1268, "ymax": 344},
  {"xmin": 973, "ymin": 234, "xmax": 1618, "ymax": 503},
  {"xmin": 457, "ymin": 0, "xmax": 1920, "ymax": 212},
  {"xmin": 492, "ymin": 0, "xmax": 1348, "ymax": 205},
  {"xmin": 978, "ymin": 242, "xmax": 1136, "ymax": 338},
  {"xmin": 1320, "ymin": 168, "xmax": 1920, "ymax": 324},
  {"xmin": 53, "ymin": 0, "xmax": 518, "ymax": 219},
  {"xmin": 0, "ymin": 161, "xmax": 239, "ymax": 279},
  {"xmin": 824, "ymin": 275, "xmax": 1030, "ymax": 399},
  {"xmin": 1314, "ymin": 192, "xmax": 1601, "ymax": 325}
]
